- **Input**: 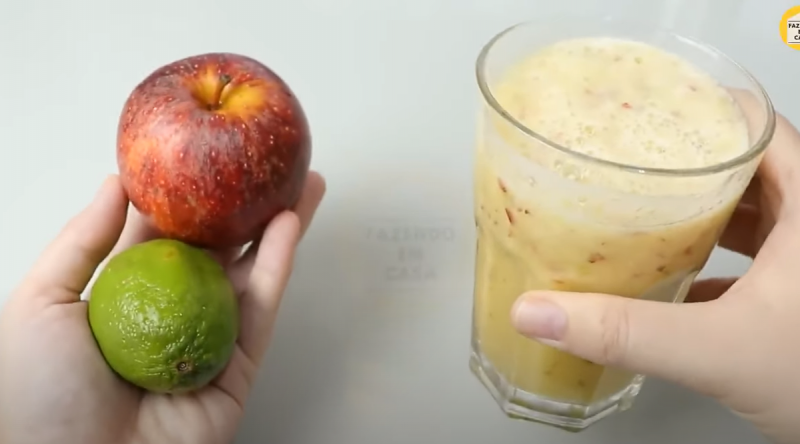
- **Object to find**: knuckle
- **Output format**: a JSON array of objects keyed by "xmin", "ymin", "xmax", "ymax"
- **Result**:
[{"xmin": 597, "ymin": 301, "xmax": 632, "ymax": 366}]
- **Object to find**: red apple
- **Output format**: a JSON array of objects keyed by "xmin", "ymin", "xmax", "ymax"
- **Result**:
[{"xmin": 117, "ymin": 52, "xmax": 311, "ymax": 249}]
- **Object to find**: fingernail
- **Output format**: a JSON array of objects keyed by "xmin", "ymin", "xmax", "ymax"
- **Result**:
[{"xmin": 512, "ymin": 297, "xmax": 567, "ymax": 341}]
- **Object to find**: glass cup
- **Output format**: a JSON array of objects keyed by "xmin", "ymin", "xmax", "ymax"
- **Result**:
[{"xmin": 468, "ymin": 16, "xmax": 775, "ymax": 431}]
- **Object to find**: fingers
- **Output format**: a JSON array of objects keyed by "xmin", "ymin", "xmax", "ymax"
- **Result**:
[
  {"xmin": 230, "ymin": 171, "xmax": 325, "ymax": 365},
  {"xmin": 739, "ymin": 175, "xmax": 762, "ymax": 208},
  {"xmin": 107, "ymin": 172, "xmax": 325, "ymax": 283},
  {"xmin": 111, "ymin": 207, "xmax": 244, "ymax": 266},
  {"xmin": 236, "ymin": 211, "xmax": 302, "ymax": 364},
  {"xmin": 234, "ymin": 171, "xmax": 326, "ymax": 283},
  {"xmin": 730, "ymin": 88, "xmax": 800, "ymax": 203},
  {"xmin": 685, "ymin": 277, "xmax": 738, "ymax": 303},
  {"xmin": 107, "ymin": 206, "xmax": 160, "ymax": 258},
  {"xmin": 208, "ymin": 247, "xmax": 245, "ymax": 267},
  {"xmin": 758, "ymin": 114, "xmax": 800, "ymax": 216},
  {"xmin": 511, "ymin": 291, "xmax": 736, "ymax": 397},
  {"xmin": 733, "ymin": 89, "xmax": 800, "ymax": 214},
  {"xmin": 295, "ymin": 171, "xmax": 327, "ymax": 239},
  {"xmin": 21, "ymin": 176, "xmax": 129, "ymax": 305},
  {"xmin": 717, "ymin": 204, "xmax": 760, "ymax": 257}
]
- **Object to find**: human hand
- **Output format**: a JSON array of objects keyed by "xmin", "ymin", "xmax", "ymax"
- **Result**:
[
  {"xmin": 0, "ymin": 172, "xmax": 326, "ymax": 444},
  {"xmin": 510, "ymin": 110, "xmax": 800, "ymax": 444}
]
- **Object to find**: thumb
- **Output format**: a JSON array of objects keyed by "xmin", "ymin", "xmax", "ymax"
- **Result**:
[
  {"xmin": 20, "ymin": 176, "xmax": 129, "ymax": 305},
  {"xmin": 511, "ymin": 291, "xmax": 732, "ymax": 396}
]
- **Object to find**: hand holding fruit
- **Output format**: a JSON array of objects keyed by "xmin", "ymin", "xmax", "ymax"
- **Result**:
[
  {"xmin": 0, "ymin": 173, "xmax": 325, "ymax": 444},
  {"xmin": 0, "ymin": 52, "xmax": 326, "ymax": 444}
]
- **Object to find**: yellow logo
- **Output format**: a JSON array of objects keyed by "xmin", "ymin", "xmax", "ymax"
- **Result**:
[{"xmin": 781, "ymin": 5, "xmax": 800, "ymax": 49}]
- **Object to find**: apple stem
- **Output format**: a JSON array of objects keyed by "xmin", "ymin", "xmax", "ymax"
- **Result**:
[{"xmin": 209, "ymin": 74, "xmax": 233, "ymax": 110}]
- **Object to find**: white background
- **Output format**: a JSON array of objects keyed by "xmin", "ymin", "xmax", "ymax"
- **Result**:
[{"xmin": 1, "ymin": 0, "xmax": 797, "ymax": 443}]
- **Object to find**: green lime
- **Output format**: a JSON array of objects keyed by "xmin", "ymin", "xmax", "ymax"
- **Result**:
[{"xmin": 88, "ymin": 238, "xmax": 239, "ymax": 393}]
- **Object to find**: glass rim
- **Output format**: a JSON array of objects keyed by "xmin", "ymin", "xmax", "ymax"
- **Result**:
[{"xmin": 475, "ymin": 19, "xmax": 777, "ymax": 178}]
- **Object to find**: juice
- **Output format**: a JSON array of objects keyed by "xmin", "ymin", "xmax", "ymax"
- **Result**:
[{"xmin": 470, "ymin": 35, "xmax": 761, "ymax": 429}]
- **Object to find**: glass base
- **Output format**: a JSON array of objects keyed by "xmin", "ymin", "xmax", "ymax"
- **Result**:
[{"xmin": 469, "ymin": 348, "xmax": 644, "ymax": 432}]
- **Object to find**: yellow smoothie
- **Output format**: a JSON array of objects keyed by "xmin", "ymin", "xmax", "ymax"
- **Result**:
[{"xmin": 472, "ymin": 37, "xmax": 751, "ymax": 412}]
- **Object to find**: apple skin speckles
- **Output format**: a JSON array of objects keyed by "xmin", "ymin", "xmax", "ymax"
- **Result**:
[{"xmin": 117, "ymin": 52, "xmax": 311, "ymax": 249}]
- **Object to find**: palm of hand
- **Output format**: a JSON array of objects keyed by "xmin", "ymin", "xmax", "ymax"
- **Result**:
[{"xmin": 0, "ymin": 173, "xmax": 325, "ymax": 444}]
